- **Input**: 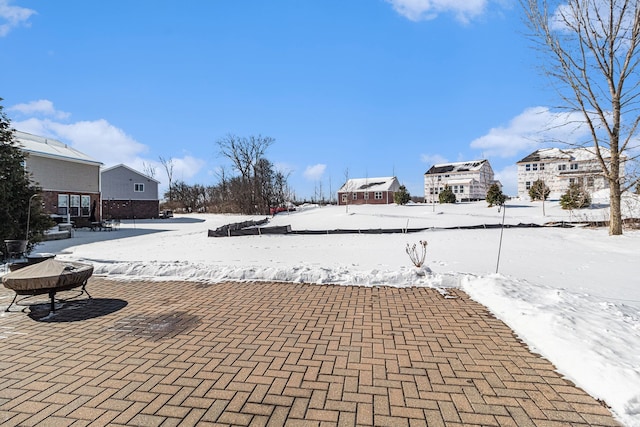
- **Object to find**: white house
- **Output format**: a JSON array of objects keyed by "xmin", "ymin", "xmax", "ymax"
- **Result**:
[
  {"xmin": 516, "ymin": 147, "xmax": 618, "ymax": 199},
  {"xmin": 337, "ymin": 177, "xmax": 401, "ymax": 205},
  {"xmin": 424, "ymin": 160, "xmax": 500, "ymax": 203}
]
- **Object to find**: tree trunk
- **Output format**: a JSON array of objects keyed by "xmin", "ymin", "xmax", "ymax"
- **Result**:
[{"xmin": 609, "ymin": 181, "xmax": 623, "ymax": 235}]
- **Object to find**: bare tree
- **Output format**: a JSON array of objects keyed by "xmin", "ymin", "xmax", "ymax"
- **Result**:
[
  {"xmin": 142, "ymin": 161, "xmax": 157, "ymax": 179},
  {"xmin": 159, "ymin": 156, "xmax": 175, "ymax": 203},
  {"xmin": 521, "ymin": 0, "xmax": 640, "ymax": 235},
  {"xmin": 216, "ymin": 134, "xmax": 275, "ymax": 214}
]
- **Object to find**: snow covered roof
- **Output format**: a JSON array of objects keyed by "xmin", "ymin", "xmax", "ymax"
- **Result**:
[
  {"xmin": 425, "ymin": 160, "xmax": 488, "ymax": 175},
  {"xmin": 13, "ymin": 131, "xmax": 102, "ymax": 166},
  {"xmin": 518, "ymin": 147, "xmax": 611, "ymax": 163},
  {"xmin": 338, "ymin": 177, "xmax": 400, "ymax": 192}
]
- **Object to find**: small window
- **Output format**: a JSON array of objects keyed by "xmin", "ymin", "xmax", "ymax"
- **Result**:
[
  {"xmin": 558, "ymin": 164, "xmax": 567, "ymax": 171},
  {"xmin": 134, "ymin": 183, "xmax": 145, "ymax": 192},
  {"xmin": 364, "ymin": 192, "xmax": 369, "ymax": 200},
  {"xmin": 352, "ymin": 193, "xmax": 357, "ymax": 200},
  {"xmin": 525, "ymin": 164, "xmax": 531, "ymax": 171},
  {"xmin": 81, "ymin": 195, "xmax": 91, "ymax": 216},
  {"xmin": 459, "ymin": 185, "xmax": 464, "ymax": 193},
  {"xmin": 540, "ymin": 163, "xmax": 545, "ymax": 170},
  {"xmin": 525, "ymin": 181, "xmax": 531, "ymax": 190},
  {"xmin": 70, "ymin": 195, "xmax": 80, "ymax": 216},
  {"xmin": 532, "ymin": 163, "xmax": 538, "ymax": 171},
  {"xmin": 374, "ymin": 192, "xmax": 383, "ymax": 200},
  {"xmin": 341, "ymin": 194, "xmax": 347, "ymax": 202},
  {"xmin": 570, "ymin": 163, "xmax": 578, "ymax": 170}
]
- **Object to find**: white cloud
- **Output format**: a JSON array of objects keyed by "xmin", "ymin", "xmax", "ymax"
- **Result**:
[
  {"xmin": 9, "ymin": 99, "xmax": 70, "ymax": 119},
  {"xmin": 386, "ymin": 0, "xmax": 488, "ymax": 23},
  {"xmin": 0, "ymin": 0, "xmax": 36, "ymax": 36},
  {"xmin": 470, "ymin": 106, "xmax": 590, "ymax": 159},
  {"xmin": 494, "ymin": 164, "xmax": 518, "ymax": 196},
  {"xmin": 11, "ymin": 100, "xmax": 206, "ymax": 186},
  {"xmin": 303, "ymin": 163, "xmax": 327, "ymax": 181},
  {"xmin": 420, "ymin": 153, "xmax": 448, "ymax": 165}
]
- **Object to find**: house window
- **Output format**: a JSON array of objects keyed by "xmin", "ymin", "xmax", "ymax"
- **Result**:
[
  {"xmin": 569, "ymin": 178, "xmax": 575, "ymax": 184},
  {"xmin": 352, "ymin": 193, "xmax": 358, "ymax": 200},
  {"xmin": 57, "ymin": 194, "xmax": 69, "ymax": 216},
  {"xmin": 459, "ymin": 185, "xmax": 464, "ymax": 193},
  {"xmin": 525, "ymin": 164, "xmax": 531, "ymax": 171},
  {"xmin": 341, "ymin": 194, "xmax": 347, "ymax": 202},
  {"xmin": 70, "ymin": 195, "xmax": 80, "ymax": 216},
  {"xmin": 81, "ymin": 195, "xmax": 91, "ymax": 216},
  {"xmin": 453, "ymin": 185, "xmax": 458, "ymax": 194},
  {"xmin": 587, "ymin": 176, "xmax": 595, "ymax": 187},
  {"xmin": 558, "ymin": 164, "xmax": 567, "ymax": 171},
  {"xmin": 540, "ymin": 163, "xmax": 545, "ymax": 170},
  {"xmin": 134, "ymin": 183, "xmax": 145, "ymax": 192},
  {"xmin": 570, "ymin": 163, "xmax": 578, "ymax": 170},
  {"xmin": 532, "ymin": 163, "xmax": 538, "ymax": 171},
  {"xmin": 364, "ymin": 192, "xmax": 369, "ymax": 200},
  {"xmin": 437, "ymin": 176, "xmax": 442, "ymax": 181},
  {"xmin": 374, "ymin": 192, "xmax": 383, "ymax": 200},
  {"xmin": 525, "ymin": 181, "xmax": 531, "ymax": 190}
]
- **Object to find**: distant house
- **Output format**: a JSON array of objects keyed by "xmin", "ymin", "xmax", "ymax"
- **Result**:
[
  {"xmin": 337, "ymin": 177, "xmax": 401, "ymax": 205},
  {"xmin": 516, "ymin": 147, "xmax": 620, "ymax": 198},
  {"xmin": 424, "ymin": 160, "xmax": 500, "ymax": 203},
  {"xmin": 14, "ymin": 131, "xmax": 103, "ymax": 222},
  {"xmin": 101, "ymin": 164, "xmax": 160, "ymax": 219}
]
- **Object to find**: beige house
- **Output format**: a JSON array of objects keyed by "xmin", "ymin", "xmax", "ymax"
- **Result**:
[
  {"xmin": 15, "ymin": 131, "xmax": 102, "ymax": 222},
  {"xmin": 424, "ymin": 160, "xmax": 500, "ymax": 202},
  {"xmin": 516, "ymin": 147, "xmax": 618, "ymax": 198}
]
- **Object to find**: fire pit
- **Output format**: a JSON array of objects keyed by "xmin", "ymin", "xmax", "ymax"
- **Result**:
[{"xmin": 2, "ymin": 259, "xmax": 94, "ymax": 313}]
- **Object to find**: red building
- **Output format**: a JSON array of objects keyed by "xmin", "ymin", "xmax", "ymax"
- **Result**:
[{"xmin": 337, "ymin": 177, "xmax": 401, "ymax": 205}]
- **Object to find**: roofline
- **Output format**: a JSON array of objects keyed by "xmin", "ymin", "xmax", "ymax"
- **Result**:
[{"xmin": 101, "ymin": 163, "xmax": 161, "ymax": 183}]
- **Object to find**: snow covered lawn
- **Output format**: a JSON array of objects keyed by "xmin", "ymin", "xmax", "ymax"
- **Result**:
[{"xmin": 6, "ymin": 195, "xmax": 640, "ymax": 426}]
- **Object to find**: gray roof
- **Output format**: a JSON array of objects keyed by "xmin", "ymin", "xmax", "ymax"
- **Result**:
[
  {"xmin": 425, "ymin": 160, "xmax": 487, "ymax": 175},
  {"xmin": 13, "ymin": 131, "xmax": 102, "ymax": 166}
]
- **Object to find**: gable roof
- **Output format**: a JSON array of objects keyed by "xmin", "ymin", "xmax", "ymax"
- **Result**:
[
  {"xmin": 425, "ymin": 159, "xmax": 488, "ymax": 175},
  {"xmin": 101, "ymin": 164, "xmax": 160, "ymax": 183},
  {"xmin": 517, "ymin": 147, "xmax": 612, "ymax": 163},
  {"xmin": 13, "ymin": 131, "xmax": 102, "ymax": 166},
  {"xmin": 338, "ymin": 177, "xmax": 400, "ymax": 192}
]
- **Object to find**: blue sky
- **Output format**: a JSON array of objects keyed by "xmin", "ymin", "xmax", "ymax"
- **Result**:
[{"xmin": 1, "ymin": 0, "xmax": 582, "ymax": 199}]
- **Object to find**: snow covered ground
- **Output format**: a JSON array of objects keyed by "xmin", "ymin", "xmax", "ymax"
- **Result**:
[{"xmin": 3, "ymin": 192, "xmax": 640, "ymax": 426}]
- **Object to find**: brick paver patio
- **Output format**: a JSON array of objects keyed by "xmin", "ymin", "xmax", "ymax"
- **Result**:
[{"xmin": 0, "ymin": 278, "xmax": 620, "ymax": 426}]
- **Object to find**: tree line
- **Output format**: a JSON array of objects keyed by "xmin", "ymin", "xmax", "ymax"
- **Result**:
[{"xmin": 161, "ymin": 134, "xmax": 293, "ymax": 215}]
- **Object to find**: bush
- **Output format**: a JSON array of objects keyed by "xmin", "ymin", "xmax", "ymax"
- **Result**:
[
  {"xmin": 394, "ymin": 185, "xmax": 411, "ymax": 205},
  {"xmin": 439, "ymin": 185, "xmax": 456, "ymax": 204},
  {"xmin": 560, "ymin": 183, "xmax": 591, "ymax": 209},
  {"xmin": 529, "ymin": 179, "xmax": 550, "ymax": 201},
  {"xmin": 486, "ymin": 183, "xmax": 506, "ymax": 207}
]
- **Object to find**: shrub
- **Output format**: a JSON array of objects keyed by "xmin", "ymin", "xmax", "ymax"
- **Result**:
[
  {"xmin": 394, "ymin": 185, "xmax": 411, "ymax": 205},
  {"xmin": 439, "ymin": 185, "xmax": 456, "ymax": 204},
  {"xmin": 560, "ymin": 183, "xmax": 591, "ymax": 209},
  {"xmin": 486, "ymin": 183, "xmax": 506, "ymax": 207},
  {"xmin": 529, "ymin": 179, "xmax": 550, "ymax": 201}
]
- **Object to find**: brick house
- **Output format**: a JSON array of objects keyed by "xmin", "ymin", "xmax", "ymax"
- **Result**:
[
  {"xmin": 424, "ymin": 160, "xmax": 500, "ymax": 202},
  {"xmin": 15, "ymin": 131, "xmax": 102, "ymax": 223},
  {"xmin": 337, "ymin": 177, "xmax": 401, "ymax": 205},
  {"xmin": 101, "ymin": 164, "xmax": 160, "ymax": 219}
]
